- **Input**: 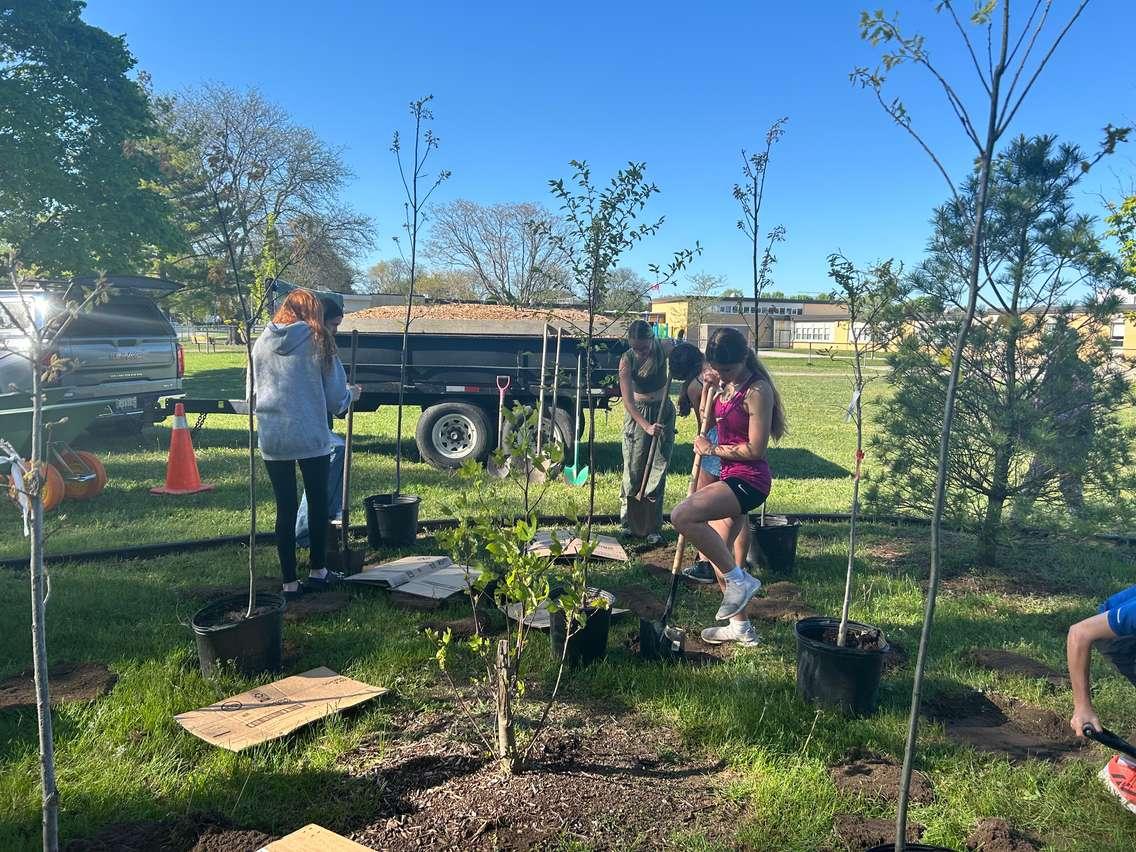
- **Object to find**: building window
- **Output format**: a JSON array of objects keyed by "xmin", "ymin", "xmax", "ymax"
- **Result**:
[
  {"xmin": 793, "ymin": 322, "xmax": 832, "ymax": 342},
  {"xmin": 1111, "ymin": 317, "xmax": 1126, "ymax": 344},
  {"xmin": 851, "ymin": 322, "xmax": 872, "ymax": 343}
]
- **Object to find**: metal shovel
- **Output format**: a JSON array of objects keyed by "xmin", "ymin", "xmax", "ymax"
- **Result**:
[
  {"xmin": 563, "ymin": 354, "xmax": 589, "ymax": 486},
  {"xmin": 639, "ymin": 385, "xmax": 715, "ymax": 662},
  {"xmin": 625, "ymin": 426, "xmax": 661, "ymax": 538},
  {"xmin": 1084, "ymin": 725, "xmax": 1136, "ymax": 761},
  {"xmin": 488, "ymin": 375, "xmax": 511, "ymax": 479},
  {"xmin": 330, "ymin": 330, "xmax": 365, "ymax": 573}
]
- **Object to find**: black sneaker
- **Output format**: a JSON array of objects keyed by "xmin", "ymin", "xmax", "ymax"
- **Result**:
[
  {"xmin": 682, "ymin": 560, "xmax": 717, "ymax": 584},
  {"xmin": 304, "ymin": 571, "xmax": 344, "ymax": 592}
]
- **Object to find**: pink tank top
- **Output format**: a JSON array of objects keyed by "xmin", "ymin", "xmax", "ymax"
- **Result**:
[{"xmin": 714, "ymin": 374, "xmax": 772, "ymax": 495}]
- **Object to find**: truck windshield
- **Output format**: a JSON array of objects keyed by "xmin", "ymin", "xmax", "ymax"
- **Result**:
[{"xmin": 64, "ymin": 296, "xmax": 173, "ymax": 337}]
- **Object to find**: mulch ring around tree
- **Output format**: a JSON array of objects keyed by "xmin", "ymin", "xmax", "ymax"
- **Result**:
[
  {"xmin": 969, "ymin": 648, "xmax": 1069, "ymax": 688},
  {"xmin": 965, "ymin": 817, "xmax": 1041, "ymax": 851},
  {"xmin": 344, "ymin": 708, "xmax": 740, "ymax": 850},
  {"xmin": 922, "ymin": 684, "xmax": 1086, "ymax": 763},
  {"xmin": 825, "ymin": 814, "xmax": 925, "ymax": 852},
  {"xmin": 829, "ymin": 750, "xmax": 934, "ymax": 804},
  {"xmin": 63, "ymin": 814, "xmax": 275, "ymax": 851},
  {"xmin": 0, "ymin": 662, "xmax": 116, "ymax": 710}
]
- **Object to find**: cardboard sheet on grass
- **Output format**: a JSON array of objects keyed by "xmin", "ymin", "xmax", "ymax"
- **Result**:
[
  {"xmin": 527, "ymin": 530, "xmax": 629, "ymax": 562},
  {"xmin": 175, "ymin": 667, "xmax": 387, "ymax": 751},
  {"xmin": 259, "ymin": 824, "xmax": 370, "ymax": 851},
  {"xmin": 345, "ymin": 555, "xmax": 476, "ymax": 600}
]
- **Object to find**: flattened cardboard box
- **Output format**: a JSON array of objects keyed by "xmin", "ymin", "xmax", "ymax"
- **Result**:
[
  {"xmin": 527, "ymin": 530, "xmax": 629, "ymax": 562},
  {"xmin": 175, "ymin": 667, "xmax": 387, "ymax": 751},
  {"xmin": 345, "ymin": 555, "xmax": 476, "ymax": 600},
  {"xmin": 259, "ymin": 823, "xmax": 370, "ymax": 851}
]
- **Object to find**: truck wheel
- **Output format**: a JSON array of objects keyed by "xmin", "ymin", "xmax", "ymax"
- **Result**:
[
  {"xmin": 502, "ymin": 407, "xmax": 574, "ymax": 458},
  {"xmin": 416, "ymin": 402, "xmax": 491, "ymax": 469}
]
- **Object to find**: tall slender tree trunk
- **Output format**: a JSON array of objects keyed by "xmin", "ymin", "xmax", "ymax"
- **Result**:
[
  {"xmin": 29, "ymin": 362, "xmax": 59, "ymax": 851},
  {"xmin": 978, "ymin": 445, "xmax": 1011, "ymax": 565},
  {"xmin": 495, "ymin": 639, "xmax": 516, "ymax": 774}
]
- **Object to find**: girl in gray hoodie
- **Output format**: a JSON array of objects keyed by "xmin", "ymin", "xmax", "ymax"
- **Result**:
[{"xmin": 252, "ymin": 289, "xmax": 357, "ymax": 598}]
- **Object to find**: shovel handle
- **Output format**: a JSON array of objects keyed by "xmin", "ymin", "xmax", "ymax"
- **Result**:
[
  {"xmin": 636, "ymin": 428, "xmax": 661, "ymax": 501},
  {"xmin": 1084, "ymin": 725, "xmax": 1136, "ymax": 760},
  {"xmin": 671, "ymin": 385, "xmax": 717, "ymax": 576}
]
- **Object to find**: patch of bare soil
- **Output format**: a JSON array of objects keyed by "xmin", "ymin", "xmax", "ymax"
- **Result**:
[
  {"xmin": 970, "ymin": 649, "xmax": 1068, "ymax": 688},
  {"xmin": 829, "ymin": 814, "xmax": 925, "ymax": 851},
  {"xmin": 747, "ymin": 596, "xmax": 818, "ymax": 622},
  {"xmin": 64, "ymin": 815, "xmax": 275, "ymax": 852},
  {"xmin": 764, "ymin": 581, "xmax": 804, "ymax": 599},
  {"xmin": 611, "ymin": 586, "xmax": 666, "ymax": 620},
  {"xmin": 346, "ymin": 711, "xmax": 737, "ymax": 850},
  {"xmin": 830, "ymin": 752, "xmax": 933, "ymax": 804},
  {"xmin": 966, "ymin": 817, "xmax": 1040, "ymax": 851},
  {"xmin": 624, "ymin": 631, "xmax": 728, "ymax": 667},
  {"xmin": 923, "ymin": 685, "xmax": 1085, "ymax": 763},
  {"xmin": 0, "ymin": 662, "xmax": 116, "ymax": 710},
  {"xmin": 283, "ymin": 591, "xmax": 352, "ymax": 621},
  {"xmin": 422, "ymin": 610, "xmax": 505, "ymax": 641},
  {"xmin": 821, "ymin": 625, "xmax": 888, "ymax": 652}
]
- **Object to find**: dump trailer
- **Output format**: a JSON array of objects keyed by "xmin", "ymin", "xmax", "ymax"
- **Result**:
[{"xmin": 338, "ymin": 314, "xmax": 628, "ymax": 470}]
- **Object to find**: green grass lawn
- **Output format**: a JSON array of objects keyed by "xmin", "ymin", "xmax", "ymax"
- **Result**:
[
  {"xmin": 0, "ymin": 351, "xmax": 883, "ymax": 558},
  {"xmin": 2, "ymin": 352, "xmax": 1136, "ymax": 850}
]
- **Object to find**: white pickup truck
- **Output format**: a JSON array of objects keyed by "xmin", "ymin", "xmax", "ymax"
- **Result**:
[{"xmin": 0, "ymin": 275, "xmax": 184, "ymax": 432}]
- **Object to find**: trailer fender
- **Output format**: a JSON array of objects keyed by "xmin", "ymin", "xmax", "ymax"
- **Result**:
[{"xmin": 415, "ymin": 401, "xmax": 492, "ymax": 469}]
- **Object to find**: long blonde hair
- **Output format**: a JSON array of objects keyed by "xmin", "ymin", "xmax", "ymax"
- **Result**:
[{"xmin": 705, "ymin": 327, "xmax": 787, "ymax": 440}]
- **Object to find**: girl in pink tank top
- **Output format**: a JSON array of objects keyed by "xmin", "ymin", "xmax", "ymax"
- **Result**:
[{"xmin": 670, "ymin": 327, "xmax": 787, "ymax": 647}]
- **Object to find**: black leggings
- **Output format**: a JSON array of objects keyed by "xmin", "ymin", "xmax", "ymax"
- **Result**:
[{"xmin": 264, "ymin": 455, "xmax": 330, "ymax": 583}]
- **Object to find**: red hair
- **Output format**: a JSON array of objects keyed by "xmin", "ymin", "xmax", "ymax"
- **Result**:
[{"xmin": 272, "ymin": 289, "xmax": 335, "ymax": 366}]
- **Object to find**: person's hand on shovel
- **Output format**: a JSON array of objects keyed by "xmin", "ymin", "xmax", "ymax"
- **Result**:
[
  {"xmin": 1072, "ymin": 702, "xmax": 1103, "ymax": 737},
  {"xmin": 642, "ymin": 420, "xmax": 666, "ymax": 437},
  {"xmin": 349, "ymin": 383, "xmax": 363, "ymax": 402}
]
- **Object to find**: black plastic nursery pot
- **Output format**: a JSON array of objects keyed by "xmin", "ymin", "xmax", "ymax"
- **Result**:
[
  {"xmin": 549, "ymin": 589, "xmax": 615, "ymax": 668},
  {"xmin": 795, "ymin": 615, "xmax": 888, "ymax": 717},
  {"xmin": 364, "ymin": 493, "xmax": 421, "ymax": 547},
  {"xmin": 747, "ymin": 514, "xmax": 800, "ymax": 575},
  {"xmin": 191, "ymin": 592, "xmax": 286, "ymax": 677}
]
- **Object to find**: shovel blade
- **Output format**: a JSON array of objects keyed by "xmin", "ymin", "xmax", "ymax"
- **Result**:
[
  {"xmin": 638, "ymin": 617, "xmax": 686, "ymax": 662},
  {"xmin": 625, "ymin": 497, "xmax": 655, "ymax": 538},
  {"xmin": 563, "ymin": 465, "xmax": 589, "ymax": 486}
]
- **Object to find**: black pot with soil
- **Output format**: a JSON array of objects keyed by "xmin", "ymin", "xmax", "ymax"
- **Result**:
[
  {"xmin": 549, "ymin": 589, "xmax": 615, "ymax": 668},
  {"xmin": 747, "ymin": 514, "xmax": 800, "ymax": 575},
  {"xmin": 364, "ymin": 493, "xmax": 421, "ymax": 547},
  {"xmin": 191, "ymin": 592, "xmax": 286, "ymax": 677},
  {"xmin": 795, "ymin": 615, "xmax": 888, "ymax": 716}
]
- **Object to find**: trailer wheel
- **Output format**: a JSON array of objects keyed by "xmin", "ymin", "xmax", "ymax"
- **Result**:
[
  {"xmin": 502, "ymin": 407, "xmax": 574, "ymax": 459},
  {"xmin": 416, "ymin": 402, "xmax": 491, "ymax": 469}
]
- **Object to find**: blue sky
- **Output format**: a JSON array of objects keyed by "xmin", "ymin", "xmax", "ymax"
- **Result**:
[{"xmin": 84, "ymin": 0, "xmax": 1134, "ymax": 297}]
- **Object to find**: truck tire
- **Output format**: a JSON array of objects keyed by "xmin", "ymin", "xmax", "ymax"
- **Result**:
[
  {"xmin": 502, "ymin": 407, "xmax": 574, "ymax": 458},
  {"xmin": 416, "ymin": 402, "xmax": 492, "ymax": 470}
]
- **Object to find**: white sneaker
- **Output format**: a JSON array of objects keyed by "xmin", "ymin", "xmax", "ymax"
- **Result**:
[
  {"xmin": 716, "ymin": 571, "xmax": 762, "ymax": 620},
  {"xmin": 701, "ymin": 620, "xmax": 760, "ymax": 647}
]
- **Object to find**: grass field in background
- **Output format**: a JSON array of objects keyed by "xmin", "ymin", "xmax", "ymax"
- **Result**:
[{"xmin": 0, "ymin": 351, "xmax": 886, "ymax": 558}]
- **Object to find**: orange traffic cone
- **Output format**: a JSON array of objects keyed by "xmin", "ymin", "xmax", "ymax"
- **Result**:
[{"xmin": 151, "ymin": 403, "xmax": 214, "ymax": 495}]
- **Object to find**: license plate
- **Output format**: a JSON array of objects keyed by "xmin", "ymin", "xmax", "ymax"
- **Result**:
[{"xmin": 114, "ymin": 396, "xmax": 138, "ymax": 411}]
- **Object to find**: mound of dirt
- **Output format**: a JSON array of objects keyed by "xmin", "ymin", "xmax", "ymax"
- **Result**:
[
  {"xmin": 64, "ymin": 815, "xmax": 274, "ymax": 852},
  {"xmin": 830, "ymin": 814, "xmax": 925, "ymax": 851},
  {"xmin": 346, "ymin": 711, "xmax": 736, "ymax": 850},
  {"xmin": 966, "ymin": 817, "xmax": 1040, "ymax": 851},
  {"xmin": 624, "ymin": 631, "xmax": 729, "ymax": 666},
  {"xmin": 747, "ymin": 596, "xmax": 818, "ymax": 622},
  {"xmin": 764, "ymin": 581, "xmax": 805, "ymax": 599},
  {"xmin": 923, "ymin": 686, "xmax": 1085, "ymax": 763},
  {"xmin": 612, "ymin": 586, "xmax": 666, "ymax": 621},
  {"xmin": 0, "ymin": 662, "xmax": 116, "ymax": 710},
  {"xmin": 422, "ymin": 610, "xmax": 504, "ymax": 641},
  {"xmin": 283, "ymin": 591, "xmax": 352, "ymax": 622},
  {"xmin": 829, "ymin": 753, "xmax": 933, "ymax": 804},
  {"xmin": 969, "ymin": 649, "xmax": 1068, "ymax": 687}
]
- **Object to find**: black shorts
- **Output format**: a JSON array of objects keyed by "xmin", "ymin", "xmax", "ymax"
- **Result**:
[{"xmin": 723, "ymin": 477, "xmax": 768, "ymax": 514}]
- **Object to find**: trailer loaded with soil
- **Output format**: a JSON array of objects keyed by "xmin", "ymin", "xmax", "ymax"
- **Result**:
[{"xmin": 339, "ymin": 309, "xmax": 628, "ymax": 469}]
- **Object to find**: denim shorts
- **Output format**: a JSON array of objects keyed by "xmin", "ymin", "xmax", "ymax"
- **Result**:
[{"xmin": 700, "ymin": 426, "xmax": 721, "ymax": 477}]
